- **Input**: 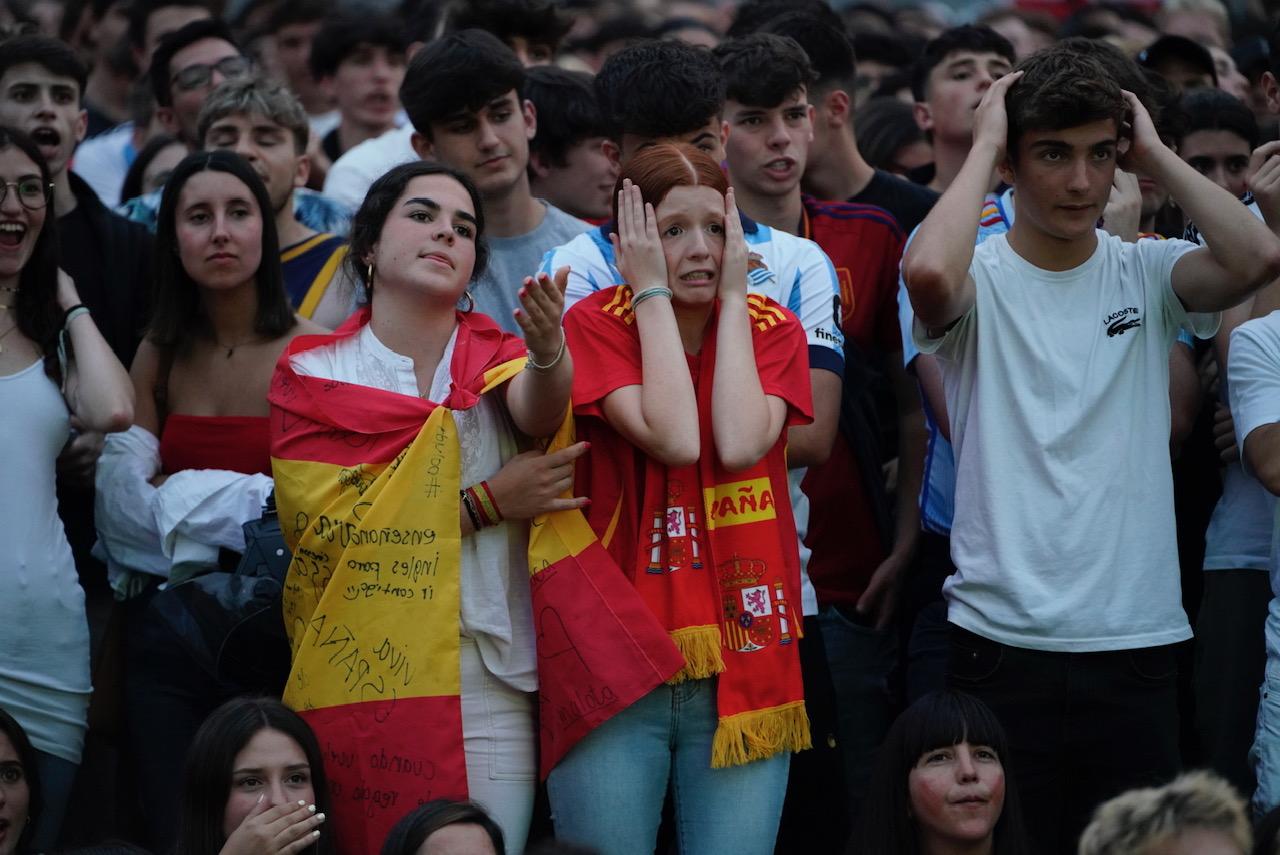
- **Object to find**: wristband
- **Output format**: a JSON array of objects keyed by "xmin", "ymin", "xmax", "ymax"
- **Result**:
[
  {"xmin": 463, "ymin": 481, "xmax": 504, "ymax": 528},
  {"xmin": 460, "ymin": 489, "xmax": 483, "ymax": 530},
  {"xmin": 630, "ymin": 285, "xmax": 673, "ymax": 309},
  {"xmin": 526, "ymin": 331, "xmax": 566, "ymax": 373},
  {"xmin": 62, "ymin": 304, "xmax": 90, "ymax": 327}
]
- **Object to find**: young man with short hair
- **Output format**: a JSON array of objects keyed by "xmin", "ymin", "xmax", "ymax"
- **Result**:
[
  {"xmin": 523, "ymin": 65, "xmax": 615, "ymax": 223},
  {"xmin": 197, "ymin": 76, "xmax": 353, "ymax": 328},
  {"xmin": 909, "ymin": 25, "xmax": 1016, "ymax": 194},
  {"xmin": 307, "ymin": 12, "xmax": 407, "ymax": 163},
  {"xmin": 716, "ymin": 31, "xmax": 920, "ymax": 847},
  {"xmin": 903, "ymin": 47, "xmax": 1280, "ymax": 853},
  {"xmin": 264, "ymin": 0, "xmax": 335, "ymax": 133},
  {"xmin": 761, "ymin": 12, "xmax": 939, "ymax": 233},
  {"xmin": 542, "ymin": 37, "xmax": 844, "ymax": 471},
  {"xmin": 121, "ymin": 19, "xmax": 351, "ymax": 237},
  {"xmin": 399, "ymin": 28, "xmax": 588, "ymax": 332},
  {"xmin": 125, "ymin": 0, "xmax": 211, "ymax": 68}
]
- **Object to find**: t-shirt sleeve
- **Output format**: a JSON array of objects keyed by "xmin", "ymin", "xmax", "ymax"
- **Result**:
[
  {"xmin": 898, "ymin": 228, "xmax": 921, "ymax": 368},
  {"xmin": 563, "ymin": 292, "xmax": 643, "ymax": 416},
  {"xmin": 1153, "ymin": 238, "xmax": 1220, "ymax": 340},
  {"xmin": 789, "ymin": 239, "xmax": 845, "ymax": 377},
  {"xmin": 752, "ymin": 304, "xmax": 814, "ymax": 427},
  {"xmin": 1227, "ymin": 314, "xmax": 1280, "ymax": 473},
  {"xmin": 540, "ymin": 232, "xmax": 614, "ymax": 311}
]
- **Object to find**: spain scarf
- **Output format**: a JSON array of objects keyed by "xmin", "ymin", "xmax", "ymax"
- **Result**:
[
  {"xmin": 564, "ymin": 287, "xmax": 814, "ymax": 767},
  {"xmin": 269, "ymin": 308, "xmax": 683, "ymax": 853}
]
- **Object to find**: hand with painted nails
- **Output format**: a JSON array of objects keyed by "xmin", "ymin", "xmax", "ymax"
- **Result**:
[
  {"xmin": 219, "ymin": 798, "xmax": 325, "ymax": 855},
  {"xmin": 515, "ymin": 266, "xmax": 568, "ymax": 365}
]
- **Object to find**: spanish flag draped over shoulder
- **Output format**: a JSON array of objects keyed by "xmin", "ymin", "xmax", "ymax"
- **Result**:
[{"xmin": 269, "ymin": 308, "xmax": 684, "ymax": 854}]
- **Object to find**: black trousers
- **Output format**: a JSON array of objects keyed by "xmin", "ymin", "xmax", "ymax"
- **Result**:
[{"xmin": 946, "ymin": 625, "xmax": 1182, "ymax": 855}]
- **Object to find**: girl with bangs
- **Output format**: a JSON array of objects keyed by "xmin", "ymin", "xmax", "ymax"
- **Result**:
[
  {"xmin": 862, "ymin": 690, "xmax": 1031, "ymax": 855},
  {"xmin": 549, "ymin": 143, "xmax": 813, "ymax": 854}
]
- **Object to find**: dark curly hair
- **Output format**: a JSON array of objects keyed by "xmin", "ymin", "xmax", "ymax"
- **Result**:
[
  {"xmin": 594, "ymin": 39, "xmax": 725, "ymax": 141},
  {"xmin": 1005, "ymin": 45, "xmax": 1126, "ymax": 162},
  {"xmin": 347, "ymin": 160, "xmax": 489, "ymax": 297},
  {"xmin": 714, "ymin": 33, "xmax": 818, "ymax": 110}
]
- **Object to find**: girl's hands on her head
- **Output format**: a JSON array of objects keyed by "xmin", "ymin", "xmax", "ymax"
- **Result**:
[
  {"xmin": 610, "ymin": 179, "xmax": 669, "ymax": 292},
  {"xmin": 219, "ymin": 798, "xmax": 325, "ymax": 855},
  {"xmin": 718, "ymin": 188, "xmax": 748, "ymax": 302},
  {"xmin": 515, "ymin": 266, "xmax": 569, "ymax": 364}
]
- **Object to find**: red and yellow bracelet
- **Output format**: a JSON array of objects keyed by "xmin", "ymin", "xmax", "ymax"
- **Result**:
[{"xmin": 463, "ymin": 481, "xmax": 503, "ymax": 528}]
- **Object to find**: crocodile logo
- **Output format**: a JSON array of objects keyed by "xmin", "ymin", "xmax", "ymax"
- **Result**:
[{"xmin": 1104, "ymin": 307, "xmax": 1142, "ymax": 337}]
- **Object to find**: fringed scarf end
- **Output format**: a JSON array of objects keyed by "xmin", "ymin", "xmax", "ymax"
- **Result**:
[
  {"xmin": 665, "ymin": 625, "xmax": 725, "ymax": 683},
  {"xmin": 710, "ymin": 701, "xmax": 812, "ymax": 768}
]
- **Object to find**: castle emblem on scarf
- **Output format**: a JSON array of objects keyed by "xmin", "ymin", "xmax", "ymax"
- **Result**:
[
  {"xmin": 719, "ymin": 556, "xmax": 793, "ymax": 652},
  {"xmin": 646, "ymin": 479, "xmax": 704, "ymax": 574}
]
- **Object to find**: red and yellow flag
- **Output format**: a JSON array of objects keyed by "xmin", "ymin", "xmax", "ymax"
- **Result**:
[{"xmin": 269, "ymin": 309, "xmax": 682, "ymax": 852}]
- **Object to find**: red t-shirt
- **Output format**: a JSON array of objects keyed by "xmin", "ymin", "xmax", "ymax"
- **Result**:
[
  {"xmin": 564, "ymin": 286, "xmax": 812, "ymax": 578},
  {"xmin": 799, "ymin": 195, "xmax": 907, "ymax": 606}
]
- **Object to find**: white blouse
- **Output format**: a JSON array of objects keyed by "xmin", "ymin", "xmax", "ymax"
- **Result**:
[{"xmin": 290, "ymin": 323, "xmax": 536, "ymax": 692}]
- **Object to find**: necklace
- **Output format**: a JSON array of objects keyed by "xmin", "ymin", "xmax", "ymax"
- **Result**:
[{"xmin": 214, "ymin": 334, "xmax": 261, "ymax": 359}]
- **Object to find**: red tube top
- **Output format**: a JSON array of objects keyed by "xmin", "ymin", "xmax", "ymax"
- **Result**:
[{"xmin": 160, "ymin": 414, "xmax": 272, "ymax": 476}]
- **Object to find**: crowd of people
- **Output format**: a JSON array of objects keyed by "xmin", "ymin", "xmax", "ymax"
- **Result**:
[{"xmin": 3, "ymin": 0, "xmax": 1280, "ymax": 852}]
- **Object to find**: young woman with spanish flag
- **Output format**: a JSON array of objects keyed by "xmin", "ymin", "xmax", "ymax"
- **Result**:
[
  {"xmin": 267, "ymin": 160, "xmax": 583, "ymax": 855},
  {"xmin": 547, "ymin": 144, "xmax": 814, "ymax": 855}
]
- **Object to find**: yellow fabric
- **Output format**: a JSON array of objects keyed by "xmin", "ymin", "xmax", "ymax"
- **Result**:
[
  {"xmin": 297, "ymin": 244, "xmax": 349, "ymax": 320},
  {"xmin": 275, "ymin": 358, "xmax": 523, "ymax": 714}
]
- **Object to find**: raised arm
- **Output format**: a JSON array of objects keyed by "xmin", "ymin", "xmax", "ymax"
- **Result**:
[
  {"xmin": 505, "ymin": 266, "xmax": 574, "ymax": 438},
  {"xmin": 903, "ymin": 71, "xmax": 1022, "ymax": 332},
  {"xmin": 1124, "ymin": 95, "xmax": 1280, "ymax": 311},
  {"xmin": 60, "ymin": 270, "xmax": 133, "ymax": 433},
  {"xmin": 711, "ymin": 189, "xmax": 789, "ymax": 472},
  {"xmin": 599, "ymin": 179, "xmax": 700, "ymax": 467}
]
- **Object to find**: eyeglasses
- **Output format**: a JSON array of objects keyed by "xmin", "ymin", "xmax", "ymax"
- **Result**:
[
  {"xmin": 0, "ymin": 179, "xmax": 52, "ymax": 210},
  {"xmin": 170, "ymin": 55, "xmax": 253, "ymax": 93}
]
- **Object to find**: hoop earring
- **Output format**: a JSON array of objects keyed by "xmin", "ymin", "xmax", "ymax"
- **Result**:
[
  {"xmin": 461, "ymin": 291, "xmax": 475, "ymax": 313},
  {"xmin": 366, "ymin": 263, "xmax": 375, "ymax": 284}
]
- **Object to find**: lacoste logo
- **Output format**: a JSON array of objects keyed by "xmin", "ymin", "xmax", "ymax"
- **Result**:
[{"xmin": 1104, "ymin": 307, "xmax": 1142, "ymax": 337}]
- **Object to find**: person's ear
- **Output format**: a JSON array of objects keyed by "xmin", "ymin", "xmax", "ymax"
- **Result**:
[
  {"xmin": 1264, "ymin": 71, "xmax": 1280, "ymax": 117},
  {"xmin": 824, "ymin": 88, "xmax": 850, "ymax": 129},
  {"xmin": 155, "ymin": 106, "xmax": 180, "ymax": 136},
  {"xmin": 913, "ymin": 101, "xmax": 933, "ymax": 134},
  {"xmin": 528, "ymin": 150, "xmax": 551, "ymax": 179},
  {"xmin": 293, "ymin": 151, "xmax": 311, "ymax": 189},
  {"xmin": 411, "ymin": 130, "xmax": 433, "ymax": 160},
  {"xmin": 806, "ymin": 103, "xmax": 816, "ymax": 143},
  {"xmin": 523, "ymin": 98, "xmax": 536, "ymax": 140},
  {"xmin": 602, "ymin": 138, "xmax": 621, "ymax": 169},
  {"xmin": 74, "ymin": 107, "xmax": 88, "ymax": 146},
  {"xmin": 719, "ymin": 119, "xmax": 729, "ymax": 148},
  {"xmin": 997, "ymin": 154, "xmax": 1015, "ymax": 186}
]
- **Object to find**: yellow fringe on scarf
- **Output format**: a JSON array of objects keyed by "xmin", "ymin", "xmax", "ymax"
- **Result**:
[
  {"xmin": 666, "ymin": 625, "xmax": 725, "ymax": 683},
  {"xmin": 711, "ymin": 700, "xmax": 813, "ymax": 768}
]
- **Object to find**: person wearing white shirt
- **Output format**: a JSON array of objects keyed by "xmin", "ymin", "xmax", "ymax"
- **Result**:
[{"xmin": 903, "ymin": 47, "xmax": 1280, "ymax": 854}]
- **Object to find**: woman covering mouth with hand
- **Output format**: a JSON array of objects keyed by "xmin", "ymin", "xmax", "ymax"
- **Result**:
[{"xmin": 862, "ymin": 690, "xmax": 1031, "ymax": 855}]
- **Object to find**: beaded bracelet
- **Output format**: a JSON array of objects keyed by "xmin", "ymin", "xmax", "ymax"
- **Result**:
[
  {"xmin": 527, "ymin": 332, "xmax": 566, "ymax": 373},
  {"xmin": 630, "ymin": 285, "xmax": 673, "ymax": 309}
]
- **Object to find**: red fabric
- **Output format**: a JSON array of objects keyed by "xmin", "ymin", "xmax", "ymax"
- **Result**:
[
  {"xmin": 564, "ymin": 287, "xmax": 813, "ymax": 762},
  {"xmin": 799, "ymin": 196, "xmax": 906, "ymax": 606},
  {"xmin": 271, "ymin": 308, "xmax": 527, "ymax": 466},
  {"xmin": 160, "ymin": 414, "xmax": 271, "ymax": 475}
]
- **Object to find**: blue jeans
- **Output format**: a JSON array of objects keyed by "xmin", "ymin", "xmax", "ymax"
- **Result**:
[
  {"xmin": 817, "ymin": 604, "xmax": 898, "ymax": 833},
  {"xmin": 546, "ymin": 678, "xmax": 790, "ymax": 855}
]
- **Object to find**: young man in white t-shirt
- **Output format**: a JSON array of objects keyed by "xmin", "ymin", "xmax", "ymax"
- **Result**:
[{"xmin": 903, "ymin": 46, "xmax": 1280, "ymax": 853}]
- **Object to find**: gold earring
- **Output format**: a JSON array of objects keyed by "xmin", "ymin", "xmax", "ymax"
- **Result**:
[{"xmin": 366, "ymin": 262, "xmax": 375, "ymax": 283}]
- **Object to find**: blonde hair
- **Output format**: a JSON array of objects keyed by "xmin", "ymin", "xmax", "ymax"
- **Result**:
[{"xmin": 1078, "ymin": 771, "xmax": 1251, "ymax": 855}]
